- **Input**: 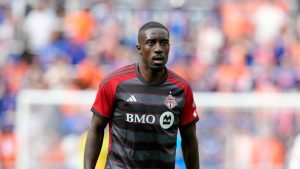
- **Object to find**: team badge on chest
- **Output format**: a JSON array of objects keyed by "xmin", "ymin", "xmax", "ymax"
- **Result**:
[{"xmin": 164, "ymin": 91, "xmax": 177, "ymax": 109}]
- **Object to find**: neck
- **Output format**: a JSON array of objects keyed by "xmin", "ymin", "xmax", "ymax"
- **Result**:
[{"xmin": 138, "ymin": 63, "xmax": 166, "ymax": 84}]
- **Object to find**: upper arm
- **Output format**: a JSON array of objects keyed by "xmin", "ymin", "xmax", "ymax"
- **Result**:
[
  {"xmin": 180, "ymin": 123, "xmax": 197, "ymax": 141},
  {"xmin": 90, "ymin": 114, "xmax": 108, "ymax": 132}
]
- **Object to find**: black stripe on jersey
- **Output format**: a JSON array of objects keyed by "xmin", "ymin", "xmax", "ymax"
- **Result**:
[
  {"xmin": 108, "ymin": 150, "xmax": 135, "ymax": 168},
  {"xmin": 111, "ymin": 143, "xmax": 175, "ymax": 162},
  {"xmin": 116, "ymin": 101, "xmax": 183, "ymax": 114},
  {"xmin": 117, "ymin": 90, "xmax": 176, "ymax": 97},
  {"xmin": 115, "ymin": 107, "xmax": 162, "ymax": 115},
  {"xmin": 107, "ymin": 158, "xmax": 127, "ymax": 169},
  {"xmin": 111, "ymin": 125, "xmax": 177, "ymax": 143},
  {"xmin": 117, "ymin": 83, "xmax": 184, "ymax": 96},
  {"xmin": 116, "ymin": 93, "xmax": 184, "ymax": 109},
  {"xmin": 119, "ymin": 101, "xmax": 182, "ymax": 109},
  {"xmin": 111, "ymin": 132, "xmax": 176, "ymax": 152},
  {"xmin": 109, "ymin": 150, "xmax": 175, "ymax": 169},
  {"xmin": 91, "ymin": 107, "xmax": 110, "ymax": 122}
]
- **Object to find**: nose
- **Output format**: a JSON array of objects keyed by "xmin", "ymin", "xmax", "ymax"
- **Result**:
[{"xmin": 154, "ymin": 43, "xmax": 163, "ymax": 54}]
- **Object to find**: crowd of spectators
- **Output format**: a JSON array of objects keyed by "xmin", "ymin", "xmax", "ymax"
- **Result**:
[{"xmin": 1, "ymin": 0, "xmax": 300, "ymax": 168}]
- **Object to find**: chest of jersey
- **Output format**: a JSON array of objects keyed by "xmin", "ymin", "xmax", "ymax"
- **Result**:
[{"xmin": 114, "ymin": 79, "xmax": 185, "ymax": 131}]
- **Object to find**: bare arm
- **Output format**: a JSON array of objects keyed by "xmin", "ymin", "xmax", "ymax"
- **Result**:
[
  {"xmin": 84, "ymin": 114, "xmax": 108, "ymax": 169},
  {"xmin": 180, "ymin": 124, "xmax": 200, "ymax": 169}
]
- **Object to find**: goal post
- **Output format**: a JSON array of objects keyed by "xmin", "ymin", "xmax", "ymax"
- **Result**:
[{"xmin": 15, "ymin": 90, "xmax": 300, "ymax": 169}]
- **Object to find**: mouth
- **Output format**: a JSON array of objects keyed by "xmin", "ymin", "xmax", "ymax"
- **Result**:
[{"xmin": 152, "ymin": 55, "xmax": 165, "ymax": 65}]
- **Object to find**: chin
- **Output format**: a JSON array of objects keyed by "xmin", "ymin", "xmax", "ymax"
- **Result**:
[{"xmin": 150, "ymin": 65, "xmax": 164, "ymax": 72}]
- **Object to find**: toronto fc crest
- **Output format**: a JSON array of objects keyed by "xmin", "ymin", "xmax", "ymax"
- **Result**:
[{"xmin": 164, "ymin": 91, "xmax": 177, "ymax": 109}]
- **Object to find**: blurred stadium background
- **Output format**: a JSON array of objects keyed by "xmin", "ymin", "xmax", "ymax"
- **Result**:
[{"xmin": 1, "ymin": 0, "xmax": 300, "ymax": 168}]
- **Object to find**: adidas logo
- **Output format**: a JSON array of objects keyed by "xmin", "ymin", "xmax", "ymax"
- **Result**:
[{"xmin": 126, "ymin": 95, "xmax": 137, "ymax": 102}]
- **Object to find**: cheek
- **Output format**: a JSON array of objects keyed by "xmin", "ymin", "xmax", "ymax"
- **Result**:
[
  {"xmin": 164, "ymin": 48, "xmax": 170, "ymax": 54},
  {"xmin": 143, "ymin": 48, "xmax": 152, "ymax": 56}
]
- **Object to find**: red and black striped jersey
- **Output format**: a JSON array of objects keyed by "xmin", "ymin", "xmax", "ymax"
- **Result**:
[{"xmin": 91, "ymin": 63, "xmax": 199, "ymax": 169}]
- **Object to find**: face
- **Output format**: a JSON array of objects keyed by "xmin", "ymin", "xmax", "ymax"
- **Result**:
[{"xmin": 137, "ymin": 28, "xmax": 170, "ymax": 72}]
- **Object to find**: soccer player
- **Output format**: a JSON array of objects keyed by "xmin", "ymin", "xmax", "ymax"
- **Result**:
[{"xmin": 84, "ymin": 21, "xmax": 199, "ymax": 169}]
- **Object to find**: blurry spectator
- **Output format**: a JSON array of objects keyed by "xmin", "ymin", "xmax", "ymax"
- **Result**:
[
  {"xmin": 4, "ymin": 56, "xmax": 29, "ymax": 96},
  {"xmin": 60, "ymin": 134, "xmax": 81, "ymax": 169},
  {"xmin": 252, "ymin": 135, "xmax": 285, "ymax": 169},
  {"xmin": 0, "ymin": 65, "xmax": 6, "ymax": 123},
  {"xmin": 0, "ymin": 126, "xmax": 17, "ymax": 169},
  {"xmin": 167, "ymin": 9, "xmax": 189, "ymax": 66},
  {"xmin": 21, "ymin": 51, "xmax": 48, "ymax": 89},
  {"xmin": 22, "ymin": 61, "xmax": 48, "ymax": 89},
  {"xmin": 194, "ymin": 20, "xmax": 224, "ymax": 66},
  {"xmin": 39, "ymin": 131, "xmax": 64, "ymax": 168},
  {"xmin": 37, "ymin": 29, "xmax": 86, "ymax": 68},
  {"xmin": 75, "ymin": 54, "xmax": 105, "ymax": 89},
  {"xmin": 0, "ymin": 5, "xmax": 15, "ymax": 65},
  {"xmin": 219, "ymin": 0, "xmax": 253, "ymax": 43},
  {"xmin": 252, "ymin": 0, "xmax": 287, "ymax": 45},
  {"xmin": 296, "ymin": 13, "xmax": 300, "ymax": 38},
  {"xmin": 43, "ymin": 57, "xmax": 75, "ymax": 89},
  {"xmin": 199, "ymin": 109, "xmax": 225, "ymax": 169},
  {"xmin": 232, "ymin": 112, "xmax": 255, "ymax": 169},
  {"xmin": 215, "ymin": 43, "xmax": 252, "ymax": 92},
  {"xmin": 36, "ymin": 30, "xmax": 69, "ymax": 69},
  {"xmin": 251, "ymin": 116, "xmax": 285, "ymax": 169},
  {"xmin": 23, "ymin": 0, "xmax": 59, "ymax": 52},
  {"xmin": 96, "ymin": 18, "xmax": 121, "ymax": 64},
  {"xmin": 64, "ymin": 8, "xmax": 95, "ymax": 44}
]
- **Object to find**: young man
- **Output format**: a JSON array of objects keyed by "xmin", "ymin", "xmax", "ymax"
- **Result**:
[{"xmin": 84, "ymin": 21, "xmax": 199, "ymax": 169}]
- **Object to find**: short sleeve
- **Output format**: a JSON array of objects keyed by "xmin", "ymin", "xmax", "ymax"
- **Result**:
[
  {"xmin": 91, "ymin": 80, "xmax": 116, "ymax": 121},
  {"xmin": 179, "ymin": 86, "xmax": 199, "ymax": 127}
]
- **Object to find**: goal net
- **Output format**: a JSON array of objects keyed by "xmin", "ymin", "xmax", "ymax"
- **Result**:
[{"xmin": 15, "ymin": 90, "xmax": 300, "ymax": 169}]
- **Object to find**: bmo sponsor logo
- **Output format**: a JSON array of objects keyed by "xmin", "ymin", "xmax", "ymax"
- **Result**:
[
  {"xmin": 126, "ymin": 111, "xmax": 175, "ymax": 129},
  {"xmin": 126, "ymin": 113, "xmax": 155, "ymax": 124}
]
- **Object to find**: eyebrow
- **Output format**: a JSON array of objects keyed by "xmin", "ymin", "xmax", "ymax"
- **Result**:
[
  {"xmin": 145, "ymin": 38, "xmax": 169, "ymax": 41},
  {"xmin": 144, "ymin": 39, "xmax": 169, "ymax": 44}
]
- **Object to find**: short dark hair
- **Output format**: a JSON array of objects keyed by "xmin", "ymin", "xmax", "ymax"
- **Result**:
[{"xmin": 138, "ymin": 21, "xmax": 169, "ymax": 37}]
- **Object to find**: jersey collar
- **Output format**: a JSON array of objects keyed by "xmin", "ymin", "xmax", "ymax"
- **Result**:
[{"xmin": 136, "ymin": 62, "xmax": 168, "ymax": 86}]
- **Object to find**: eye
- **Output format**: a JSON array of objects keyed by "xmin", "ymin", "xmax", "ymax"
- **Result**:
[
  {"xmin": 146, "ymin": 40, "xmax": 155, "ymax": 46},
  {"xmin": 161, "ymin": 40, "xmax": 169, "ymax": 46}
]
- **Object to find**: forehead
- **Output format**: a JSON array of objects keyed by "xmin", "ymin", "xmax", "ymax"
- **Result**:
[{"xmin": 143, "ymin": 28, "xmax": 169, "ymax": 40}]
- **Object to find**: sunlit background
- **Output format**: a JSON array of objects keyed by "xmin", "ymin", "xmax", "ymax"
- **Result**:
[{"xmin": 1, "ymin": 0, "xmax": 300, "ymax": 168}]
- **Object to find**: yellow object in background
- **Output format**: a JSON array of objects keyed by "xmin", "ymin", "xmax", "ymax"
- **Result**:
[{"xmin": 80, "ymin": 128, "xmax": 109, "ymax": 169}]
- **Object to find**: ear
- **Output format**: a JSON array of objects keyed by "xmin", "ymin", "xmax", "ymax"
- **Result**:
[
  {"xmin": 136, "ymin": 45, "xmax": 141, "ymax": 50},
  {"xmin": 136, "ymin": 45, "xmax": 142, "ymax": 55}
]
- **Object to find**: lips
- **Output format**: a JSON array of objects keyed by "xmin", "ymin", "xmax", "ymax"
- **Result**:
[{"xmin": 152, "ymin": 55, "xmax": 165, "ymax": 65}]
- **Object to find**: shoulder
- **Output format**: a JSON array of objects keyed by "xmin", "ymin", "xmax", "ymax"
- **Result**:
[
  {"xmin": 167, "ymin": 69, "xmax": 191, "ymax": 88},
  {"xmin": 100, "ymin": 63, "xmax": 136, "ymax": 87}
]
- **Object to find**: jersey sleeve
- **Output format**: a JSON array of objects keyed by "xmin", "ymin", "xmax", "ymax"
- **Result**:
[
  {"xmin": 179, "ymin": 85, "xmax": 199, "ymax": 128},
  {"xmin": 91, "ymin": 80, "xmax": 116, "ymax": 121}
]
